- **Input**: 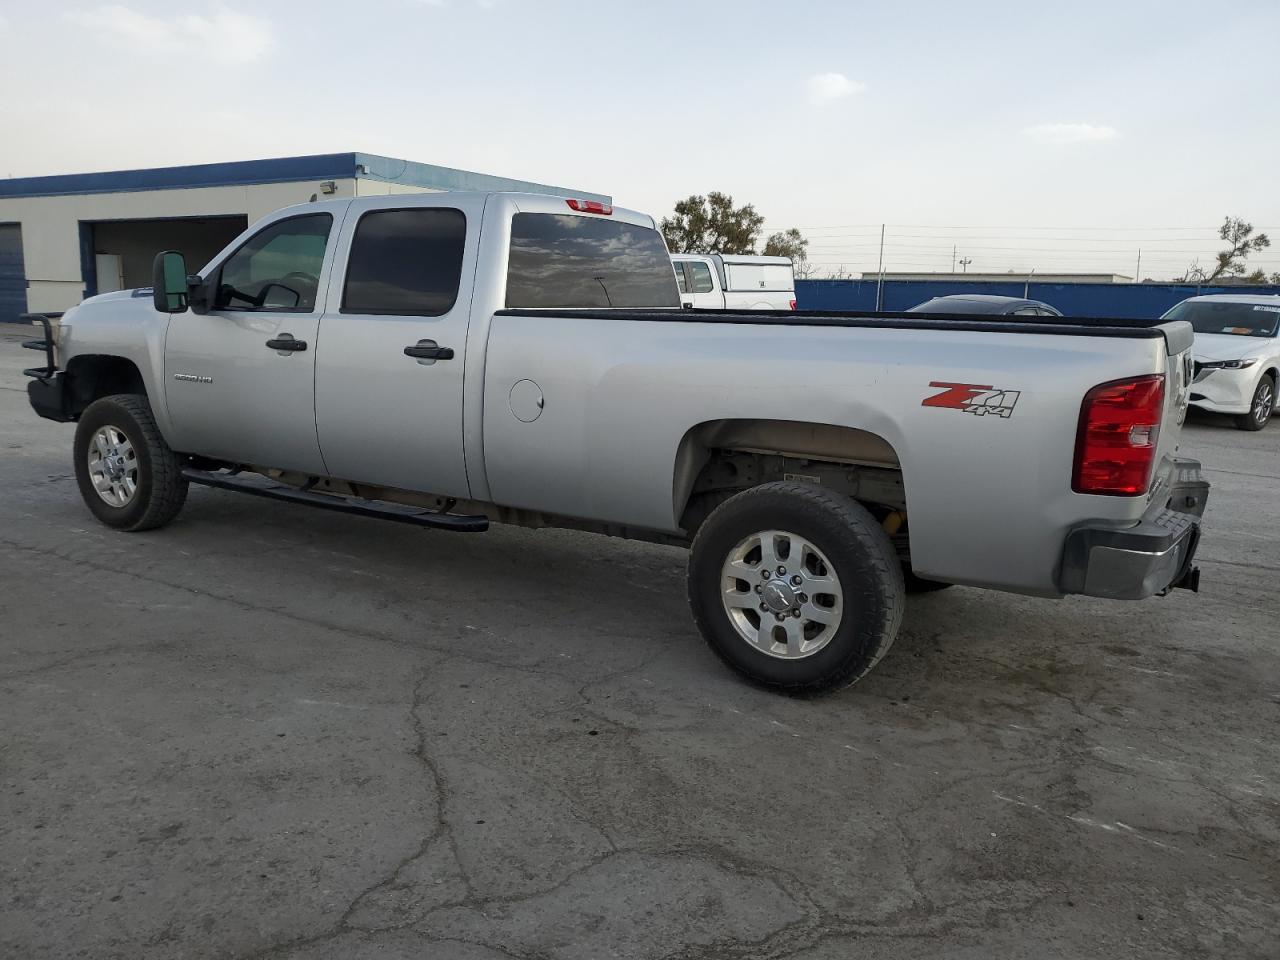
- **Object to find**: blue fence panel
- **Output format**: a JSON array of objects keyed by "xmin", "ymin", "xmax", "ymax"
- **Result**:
[{"xmin": 796, "ymin": 279, "xmax": 1280, "ymax": 319}]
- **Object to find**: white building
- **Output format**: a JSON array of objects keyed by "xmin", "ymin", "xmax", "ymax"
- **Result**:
[{"xmin": 0, "ymin": 152, "xmax": 608, "ymax": 322}]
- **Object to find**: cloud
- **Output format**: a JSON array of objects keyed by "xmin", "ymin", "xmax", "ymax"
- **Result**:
[
  {"xmin": 1023, "ymin": 123, "xmax": 1119, "ymax": 144},
  {"xmin": 808, "ymin": 72, "xmax": 867, "ymax": 104},
  {"xmin": 64, "ymin": 4, "xmax": 274, "ymax": 64}
]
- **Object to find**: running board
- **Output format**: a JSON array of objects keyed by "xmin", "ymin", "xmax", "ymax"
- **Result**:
[{"xmin": 181, "ymin": 468, "xmax": 489, "ymax": 532}]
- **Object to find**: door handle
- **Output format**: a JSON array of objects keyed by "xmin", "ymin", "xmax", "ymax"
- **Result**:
[
  {"xmin": 404, "ymin": 340, "xmax": 455, "ymax": 361},
  {"xmin": 265, "ymin": 334, "xmax": 307, "ymax": 352}
]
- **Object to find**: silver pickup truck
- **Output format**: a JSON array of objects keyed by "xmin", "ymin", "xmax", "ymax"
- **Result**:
[{"xmin": 24, "ymin": 191, "xmax": 1208, "ymax": 694}]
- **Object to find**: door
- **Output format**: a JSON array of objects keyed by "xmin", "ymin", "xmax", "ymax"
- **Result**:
[
  {"xmin": 685, "ymin": 259, "xmax": 723, "ymax": 309},
  {"xmin": 95, "ymin": 254, "xmax": 124, "ymax": 294},
  {"xmin": 314, "ymin": 198, "xmax": 482, "ymax": 497},
  {"xmin": 164, "ymin": 209, "xmax": 345, "ymax": 474},
  {"xmin": 0, "ymin": 224, "xmax": 26, "ymax": 325}
]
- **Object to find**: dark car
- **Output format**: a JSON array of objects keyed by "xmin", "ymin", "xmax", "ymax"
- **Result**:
[{"xmin": 907, "ymin": 294, "xmax": 1063, "ymax": 317}]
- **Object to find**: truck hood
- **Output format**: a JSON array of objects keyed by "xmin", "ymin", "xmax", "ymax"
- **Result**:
[
  {"xmin": 1192, "ymin": 332, "xmax": 1273, "ymax": 362},
  {"xmin": 81, "ymin": 287, "xmax": 152, "ymax": 306}
]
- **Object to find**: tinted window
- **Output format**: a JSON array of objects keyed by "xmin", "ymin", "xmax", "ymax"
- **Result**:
[
  {"xmin": 506, "ymin": 214, "xmax": 680, "ymax": 308},
  {"xmin": 1163, "ymin": 300, "xmax": 1280, "ymax": 337},
  {"xmin": 216, "ymin": 214, "xmax": 332, "ymax": 311},
  {"xmin": 908, "ymin": 297, "xmax": 1018, "ymax": 315},
  {"xmin": 688, "ymin": 261, "xmax": 716, "ymax": 294},
  {"xmin": 342, "ymin": 208, "xmax": 467, "ymax": 316}
]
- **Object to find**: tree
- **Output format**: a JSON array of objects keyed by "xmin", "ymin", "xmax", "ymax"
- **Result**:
[
  {"xmin": 762, "ymin": 227, "xmax": 814, "ymax": 278},
  {"xmin": 660, "ymin": 192, "xmax": 764, "ymax": 255},
  {"xmin": 1180, "ymin": 216, "xmax": 1271, "ymax": 283}
]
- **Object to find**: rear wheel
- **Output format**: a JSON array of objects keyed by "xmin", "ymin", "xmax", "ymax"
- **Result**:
[
  {"xmin": 688, "ymin": 482, "xmax": 904, "ymax": 695},
  {"xmin": 1234, "ymin": 374, "xmax": 1274, "ymax": 431},
  {"xmin": 74, "ymin": 394, "xmax": 188, "ymax": 531}
]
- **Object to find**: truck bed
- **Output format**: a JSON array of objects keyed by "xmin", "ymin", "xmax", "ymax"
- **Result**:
[
  {"xmin": 497, "ymin": 307, "xmax": 1190, "ymax": 347},
  {"xmin": 482, "ymin": 307, "xmax": 1194, "ymax": 595}
]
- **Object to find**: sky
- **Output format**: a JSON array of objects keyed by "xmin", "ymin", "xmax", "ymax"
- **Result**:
[{"xmin": 2, "ymin": 0, "xmax": 1278, "ymax": 279}]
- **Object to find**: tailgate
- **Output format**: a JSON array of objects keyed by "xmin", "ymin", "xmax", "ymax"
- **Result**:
[{"xmin": 1149, "ymin": 319, "xmax": 1195, "ymax": 500}]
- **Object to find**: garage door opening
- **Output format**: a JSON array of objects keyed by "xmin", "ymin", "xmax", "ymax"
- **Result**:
[
  {"xmin": 85, "ymin": 215, "xmax": 249, "ymax": 295},
  {"xmin": 0, "ymin": 223, "xmax": 26, "ymax": 324}
]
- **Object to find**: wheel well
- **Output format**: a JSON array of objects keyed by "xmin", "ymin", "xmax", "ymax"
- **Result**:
[
  {"xmin": 674, "ymin": 419, "xmax": 906, "ymax": 535},
  {"xmin": 64, "ymin": 355, "xmax": 147, "ymax": 418}
]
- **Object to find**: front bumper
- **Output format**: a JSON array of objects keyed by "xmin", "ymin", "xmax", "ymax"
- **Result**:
[
  {"xmin": 22, "ymin": 313, "xmax": 75, "ymax": 423},
  {"xmin": 1188, "ymin": 366, "xmax": 1256, "ymax": 415},
  {"xmin": 27, "ymin": 372, "xmax": 74, "ymax": 422},
  {"xmin": 1058, "ymin": 459, "xmax": 1208, "ymax": 600}
]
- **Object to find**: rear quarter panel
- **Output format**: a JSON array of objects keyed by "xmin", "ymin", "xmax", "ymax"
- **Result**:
[{"xmin": 481, "ymin": 316, "xmax": 1173, "ymax": 595}]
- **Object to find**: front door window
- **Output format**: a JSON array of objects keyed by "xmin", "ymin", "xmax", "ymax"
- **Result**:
[{"xmin": 214, "ymin": 214, "xmax": 332, "ymax": 312}]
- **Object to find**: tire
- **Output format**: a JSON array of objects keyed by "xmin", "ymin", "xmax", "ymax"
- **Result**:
[
  {"xmin": 1234, "ymin": 374, "xmax": 1274, "ymax": 431},
  {"xmin": 687, "ymin": 482, "xmax": 904, "ymax": 695},
  {"xmin": 74, "ymin": 394, "xmax": 188, "ymax": 531},
  {"xmin": 902, "ymin": 566, "xmax": 953, "ymax": 593}
]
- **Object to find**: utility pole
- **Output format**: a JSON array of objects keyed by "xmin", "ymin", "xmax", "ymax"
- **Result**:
[
  {"xmin": 951, "ymin": 244, "xmax": 957, "ymax": 273},
  {"xmin": 1135, "ymin": 249, "xmax": 1142, "ymax": 282},
  {"xmin": 958, "ymin": 257, "xmax": 972, "ymax": 274},
  {"xmin": 875, "ymin": 223, "xmax": 886, "ymax": 310},
  {"xmin": 1024, "ymin": 267, "xmax": 1035, "ymax": 299}
]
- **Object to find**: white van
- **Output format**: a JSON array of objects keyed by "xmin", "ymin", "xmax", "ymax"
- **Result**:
[{"xmin": 671, "ymin": 254, "xmax": 796, "ymax": 311}]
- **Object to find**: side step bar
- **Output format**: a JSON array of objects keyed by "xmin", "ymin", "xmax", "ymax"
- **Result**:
[{"xmin": 182, "ymin": 468, "xmax": 489, "ymax": 532}]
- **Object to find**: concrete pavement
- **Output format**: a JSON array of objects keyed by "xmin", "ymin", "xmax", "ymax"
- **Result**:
[{"xmin": 1, "ymin": 327, "xmax": 1277, "ymax": 959}]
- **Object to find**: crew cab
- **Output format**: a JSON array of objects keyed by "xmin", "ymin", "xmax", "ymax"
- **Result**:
[
  {"xmin": 24, "ymin": 191, "xmax": 1207, "ymax": 694},
  {"xmin": 671, "ymin": 253, "xmax": 796, "ymax": 311}
]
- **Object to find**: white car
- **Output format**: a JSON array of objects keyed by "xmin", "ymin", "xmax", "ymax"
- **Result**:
[
  {"xmin": 670, "ymin": 254, "xmax": 796, "ymax": 311},
  {"xmin": 1163, "ymin": 294, "xmax": 1280, "ymax": 430}
]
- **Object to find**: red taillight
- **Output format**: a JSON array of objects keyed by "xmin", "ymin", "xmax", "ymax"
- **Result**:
[
  {"xmin": 789, "ymin": 299, "xmax": 797, "ymax": 310},
  {"xmin": 566, "ymin": 199, "xmax": 613, "ymax": 215},
  {"xmin": 1072, "ymin": 375, "xmax": 1165, "ymax": 496}
]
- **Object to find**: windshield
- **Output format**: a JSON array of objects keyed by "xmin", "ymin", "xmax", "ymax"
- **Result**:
[
  {"xmin": 1163, "ymin": 301, "xmax": 1280, "ymax": 337},
  {"xmin": 506, "ymin": 213, "xmax": 680, "ymax": 308}
]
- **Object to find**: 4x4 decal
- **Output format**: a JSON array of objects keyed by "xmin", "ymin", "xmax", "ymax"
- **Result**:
[{"xmin": 922, "ymin": 382, "xmax": 1021, "ymax": 419}]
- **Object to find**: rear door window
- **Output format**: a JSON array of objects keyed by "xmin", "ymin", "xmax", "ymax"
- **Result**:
[
  {"xmin": 688, "ymin": 261, "xmax": 716, "ymax": 294},
  {"xmin": 342, "ymin": 208, "xmax": 467, "ymax": 316},
  {"xmin": 506, "ymin": 214, "xmax": 680, "ymax": 308}
]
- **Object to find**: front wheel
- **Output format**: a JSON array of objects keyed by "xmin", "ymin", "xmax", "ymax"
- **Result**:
[
  {"xmin": 74, "ymin": 394, "xmax": 188, "ymax": 531},
  {"xmin": 687, "ymin": 482, "xmax": 904, "ymax": 695},
  {"xmin": 1234, "ymin": 374, "xmax": 1274, "ymax": 431}
]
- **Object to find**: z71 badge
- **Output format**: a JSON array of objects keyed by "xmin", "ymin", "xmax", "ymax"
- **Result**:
[{"xmin": 922, "ymin": 382, "xmax": 1021, "ymax": 419}]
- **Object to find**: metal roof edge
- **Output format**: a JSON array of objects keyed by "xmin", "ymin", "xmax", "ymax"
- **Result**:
[
  {"xmin": 0, "ymin": 154, "xmax": 360, "ymax": 199},
  {"xmin": 353, "ymin": 153, "xmax": 610, "ymax": 205}
]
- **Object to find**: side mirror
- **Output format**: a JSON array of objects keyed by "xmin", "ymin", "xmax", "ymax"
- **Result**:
[{"xmin": 152, "ymin": 250, "xmax": 189, "ymax": 313}]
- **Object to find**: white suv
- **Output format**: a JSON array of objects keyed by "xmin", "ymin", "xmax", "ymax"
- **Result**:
[{"xmin": 1164, "ymin": 294, "xmax": 1280, "ymax": 430}]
